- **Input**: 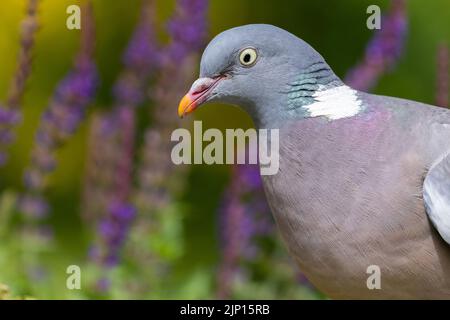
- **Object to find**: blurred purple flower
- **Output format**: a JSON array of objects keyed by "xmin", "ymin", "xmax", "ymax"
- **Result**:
[
  {"xmin": 82, "ymin": 0, "xmax": 159, "ymax": 222},
  {"xmin": 0, "ymin": 0, "xmax": 39, "ymax": 165},
  {"xmin": 81, "ymin": 112, "xmax": 118, "ymax": 223},
  {"xmin": 19, "ymin": 194, "xmax": 49, "ymax": 219},
  {"xmin": 0, "ymin": 108, "xmax": 21, "ymax": 124},
  {"xmin": 345, "ymin": 0, "xmax": 408, "ymax": 91},
  {"xmin": 83, "ymin": 2, "xmax": 161, "ymax": 289},
  {"xmin": 135, "ymin": 0, "xmax": 209, "ymax": 211},
  {"xmin": 96, "ymin": 277, "xmax": 111, "ymax": 293},
  {"xmin": 217, "ymin": 163, "xmax": 273, "ymax": 299},
  {"xmin": 0, "ymin": 108, "xmax": 20, "ymax": 153},
  {"xmin": 123, "ymin": 7, "xmax": 160, "ymax": 71},
  {"xmin": 27, "ymin": 266, "xmax": 48, "ymax": 282},
  {"xmin": 81, "ymin": 0, "xmax": 208, "ymax": 293},
  {"xmin": 165, "ymin": 0, "xmax": 208, "ymax": 63},
  {"xmin": 113, "ymin": 0, "xmax": 160, "ymax": 106},
  {"xmin": 134, "ymin": 63, "xmax": 198, "ymax": 211},
  {"xmin": 436, "ymin": 43, "xmax": 449, "ymax": 108},
  {"xmin": 20, "ymin": 2, "xmax": 98, "ymax": 218},
  {"xmin": 7, "ymin": 0, "xmax": 40, "ymax": 109},
  {"xmin": 91, "ymin": 202, "xmax": 136, "ymax": 269}
]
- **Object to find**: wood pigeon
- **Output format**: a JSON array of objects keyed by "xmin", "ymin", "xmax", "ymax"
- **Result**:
[{"xmin": 178, "ymin": 24, "xmax": 450, "ymax": 299}]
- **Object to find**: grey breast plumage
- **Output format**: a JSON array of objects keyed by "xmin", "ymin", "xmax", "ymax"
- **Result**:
[{"xmin": 262, "ymin": 92, "xmax": 450, "ymax": 299}]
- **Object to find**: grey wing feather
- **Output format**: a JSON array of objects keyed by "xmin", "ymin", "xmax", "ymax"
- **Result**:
[{"xmin": 424, "ymin": 153, "xmax": 450, "ymax": 245}]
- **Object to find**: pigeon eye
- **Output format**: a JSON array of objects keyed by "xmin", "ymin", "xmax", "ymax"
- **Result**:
[{"xmin": 239, "ymin": 48, "xmax": 258, "ymax": 67}]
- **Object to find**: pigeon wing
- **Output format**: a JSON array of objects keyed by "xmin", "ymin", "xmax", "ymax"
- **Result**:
[{"xmin": 424, "ymin": 153, "xmax": 450, "ymax": 245}]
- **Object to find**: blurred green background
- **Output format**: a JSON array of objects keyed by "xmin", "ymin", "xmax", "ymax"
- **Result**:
[{"xmin": 0, "ymin": 0, "xmax": 449, "ymax": 299}]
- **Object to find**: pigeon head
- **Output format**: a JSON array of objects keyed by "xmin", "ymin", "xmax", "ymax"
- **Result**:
[{"xmin": 178, "ymin": 24, "xmax": 344, "ymax": 127}]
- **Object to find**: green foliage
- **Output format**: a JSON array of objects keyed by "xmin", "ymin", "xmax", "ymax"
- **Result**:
[{"xmin": 0, "ymin": 283, "xmax": 11, "ymax": 300}]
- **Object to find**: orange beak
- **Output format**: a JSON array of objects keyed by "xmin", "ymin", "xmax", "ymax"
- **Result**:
[
  {"xmin": 178, "ymin": 77, "xmax": 224, "ymax": 118},
  {"xmin": 178, "ymin": 94, "xmax": 196, "ymax": 118}
]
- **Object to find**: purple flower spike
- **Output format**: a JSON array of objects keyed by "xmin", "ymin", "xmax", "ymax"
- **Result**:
[
  {"xmin": 7, "ymin": 0, "xmax": 40, "ymax": 109},
  {"xmin": 165, "ymin": 0, "xmax": 209, "ymax": 64},
  {"xmin": 345, "ymin": 0, "xmax": 408, "ymax": 91},
  {"xmin": 217, "ymin": 163, "xmax": 273, "ymax": 299},
  {"xmin": 93, "ymin": 202, "xmax": 136, "ymax": 269},
  {"xmin": 84, "ymin": 0, "xmax": 158, "ymax": 236},
  {"xmin": 21, "ymin": 2, "xmax": 98, "ymax": 218},
  {"xmin": 84, "ymin": 0, "xmax": 209, "ymax": 293},
  {"xmin": 113, "ymin": 0, "xmax": 160, "ymax": 106},
  {"xmin": 135, "ymin": 0, "xmax": 209, "ymax": 212},
  {"xmin": 84, "ymin": 2, "xmax": 160, "ymax": 272},
  {"xmin": 123, "ymin": 4, "xmax": 160, "ymax": 72},
  {"xmin": 0, "ymin": 0, "xmax": 39, "ymax": 166},
  {"xmin": 19, "ymin": 194, "xmax": 50, "ymax": 219},
  {"xmin": 0, "ymin": 107, "xmax": 21, "ymax": 125},
  {"xmin": 96, "ymin": 277, "xmax": 111, "ymax": 293}
]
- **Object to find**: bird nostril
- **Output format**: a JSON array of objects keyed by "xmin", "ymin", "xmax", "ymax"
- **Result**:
[
  {"xmin": 193, "ymin": 85, "xmax": 209, "ymax": 95},
  {"xmin": 191, "ymin": 76, "xmax": 226, "ymax": 96}
]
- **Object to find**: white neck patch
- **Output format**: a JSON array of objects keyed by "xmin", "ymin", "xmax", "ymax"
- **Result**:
[{"xmin": 303, "ymin": 85, "xmax": 363, "ymax": 120}]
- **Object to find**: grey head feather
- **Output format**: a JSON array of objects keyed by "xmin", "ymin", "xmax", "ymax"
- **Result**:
[{"xmin": 199, "ymin": 24, "xmax": 343, "ymax": 128}]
